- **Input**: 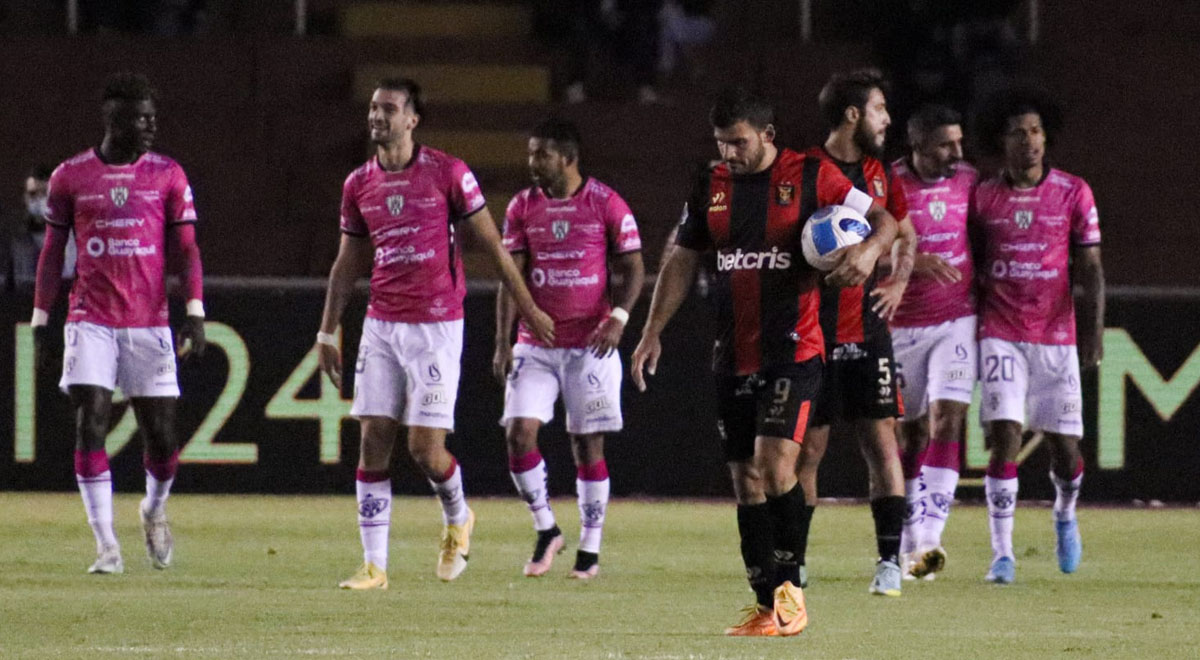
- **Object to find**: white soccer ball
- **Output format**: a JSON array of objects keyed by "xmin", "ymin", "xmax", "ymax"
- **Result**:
[{"xmin": 800, "ymin": 205, "xmax": 872, "ymax": 271}]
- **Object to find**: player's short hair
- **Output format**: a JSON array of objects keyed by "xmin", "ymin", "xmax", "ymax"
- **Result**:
[
  {"xmin": 907, "ymin": 103, "xmax": 962, "ymax": 148},
  {"xmin": 708, "ymin": 86, "xmax": 774, "ymax": 131},
  {"xmin": 973, "ymin": 86, "xmax": 1063, "ymax": 156},
  {"xmin": 375, "ymin": 77, "xmax": 426, "ymax": 118},
  {"xmin": 28, "ymin": 164, "xmax": 53, "ymax": 181},
  {"xmin": 530, "ymin": 118, "xmax": 582, "ymax": 163},
  {"xmin": 818, "ymin": 68, "xmax": 889, "ymax": 129},
  {"xmin": 101, "ymin": 72, "xmax": 157, "ymax": 106}
]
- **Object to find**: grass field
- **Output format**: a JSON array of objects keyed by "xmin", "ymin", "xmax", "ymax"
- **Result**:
[{"xmin": 0, "ymin": 494, "xmax": 1197, "ymax": 659}]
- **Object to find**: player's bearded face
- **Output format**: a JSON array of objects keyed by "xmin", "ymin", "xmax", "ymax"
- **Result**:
[
  {"xmin": 923, "ymin": 124, "xmax": 964, "ymax": 178},
  {"xmin": 715, "ymin": 121, "xmax": 771, "ymax": 174},
  {"xmin": 1003, "ymin": 113, "xmax": 1045, "ymax": 171},
  {"xmin": 853, "ymin": 88, "xmax": 890, "ymax": 158},
  {"xmin": 527, "ymin": 137, "xmax": 567, "ymax": 189},
  {"xmin": 368, "ymin": 89, "xmax": 417, "ymax": 145}
]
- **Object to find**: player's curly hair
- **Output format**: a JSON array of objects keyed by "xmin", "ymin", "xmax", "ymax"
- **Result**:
[
  {"xmin": 101, "ymin": 72, "xmax": 157, "ymax": 105},
  {"xmin": 709, "ymin": 86, "xmax": 774, "ymax": 131},
  {"xmin": 972, "ymin": 85, "xmax": 1063, "ymax": 157},
  {"xmin": 818, "ymin": 68, "xmax": 889, "ymax": 130},
  {"xmin": 531, "ymin": 118, "xmax": 582, "ymax": 163}
]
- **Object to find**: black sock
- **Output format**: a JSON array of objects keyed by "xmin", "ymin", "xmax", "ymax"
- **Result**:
[
  {"xmin": 796, "ymin": 504, "xmax": 816, "ymax": 566},
  {"xmin": 870, "ymin": 496, "xmax": 906, "ymax": 565},
  {"xmin": 573, "ymin": 550, "xmax": 598, "ymax": 571},
  {"xmin": 736, "ymin": 503, "xmax": 776, "ymax": 609},
  {"xmin": 766, "ymin": 484, "xmax": 807, "ymax": 588}
]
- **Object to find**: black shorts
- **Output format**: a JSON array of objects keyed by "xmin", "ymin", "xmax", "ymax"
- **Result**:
[
  {"xmin": 715, "ymin": 357, "xmax": 823, "ymax": 462},
  {"xmin": 811, "ymin": 339, "xmax": 904, "ymax": 426}
]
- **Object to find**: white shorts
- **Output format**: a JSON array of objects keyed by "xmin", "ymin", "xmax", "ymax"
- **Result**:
[
  {"xmin": 59, "ymin": 322, "xmax": 180, "ymax": 398},
  {"xmin": 978, "ymin": 338, "xmax": 1083, "ymax": 436},
  {"xmin": 350, "ymin": 318, "xmax": 462, "ymax": 430},
  {"xmin": 892, "ymin": 315, "xmax": 977, "ymax": 420},
  {"xmin": 500, "ymin": 344, "xmax": 624, "ymax": 435}
]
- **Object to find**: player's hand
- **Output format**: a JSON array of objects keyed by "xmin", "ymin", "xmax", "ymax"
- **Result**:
[
  {"xmin": 630, "ymin": 332, "xmax": 662, "ymax": 392},
  {"xmin": 492, "ymin": 343, "xmax": 514, "ymax": 385},
  {"xmin": 915, "ymin": 253, "xmax": 962, "ymax": 284},
  {"xmin": 869, "ymin": 277, "xmax": 908, "ymax": 322},
  {"xmin": 522, "ymin": 305, "xmax": 556, "ymax": 346},
  {"xmin": 176, "ymin": 315, "xmax": 207, "ymax": 361},
  {"xmin": 33, "ymin": 324, "xmax": 59, "ymax": 372},
  {"xmin": 317, "ymin": 341, "xmax": 343, "ymax": 389},
  {"xmin": 825, "ymin": 242, "xmax": 881, "ymax": 288},
  {"xmin": 1078, "ymin": 331, "xmax": 1103, "ymax": 370},
  {"xmin": 586, "ymin": 316, "xmax": 625, "ymax": 359}
]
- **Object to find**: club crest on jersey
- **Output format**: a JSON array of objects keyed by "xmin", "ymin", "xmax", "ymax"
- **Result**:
[
  {"xmin": 928, "ymin": 200, "xmax": 947, "ymax": 221},
  {"xmin": 871, "ymin": 176, "xmax": 885, "ymax": 198},
  {"xmin": 776, "ymin": 184, "xmax": 794, "ymax": 206},
  {"xmin": 1014, "ymin": 210, "xmax": 1034, "ymax": 229},
  {"xmin": 552, "ymin": 219, "xmax": 570, "ymax": 240},
  {"xmin": 386, "ymin": 194, "xmax": 404, "ymax": 216},
  {"xmin": 109, "ymin": 186, "xmax": 129, "ymax": 207}
]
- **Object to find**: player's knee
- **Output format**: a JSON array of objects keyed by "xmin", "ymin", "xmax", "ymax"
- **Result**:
[
  {"xmin": 570, "ymin": 434, "xmax": 604, "ymax": 465},
  {"xmin": 504, "ymin": 420, "xmax": 540, "ymax": 457}
]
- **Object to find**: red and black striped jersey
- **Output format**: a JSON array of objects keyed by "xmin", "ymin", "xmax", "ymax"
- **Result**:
[
  {"xmin": 675, "ymin": 148, "xmax": 858, "ymax": 376},
  {"xmin": 804, "ymin": 146, "xmax": 908, "ymax": 345}
]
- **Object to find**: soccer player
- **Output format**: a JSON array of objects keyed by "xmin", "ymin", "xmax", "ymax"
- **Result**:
[
  {"xmin": 794, "ymin": 69, "xmax": 916, "ymax": 596},
  {"xmin": 971, "ymin": 88, "xmax": 1103, "ymax": 584},
  {"xmin": 632, "ymin": 87, "xmax": 897, "ymax": 636},
  {"xmin": 493, "ymin": 119, "xmax": 645, "ymax": 579},
  {"xmin": 890, "ymin": 104, "xmax": 978, "ymax": 580},
  {"xmin": 317, "ymin": 78, "xmax": 554, "ymax": 590},
  {"xmin": 31, "ymin": 72, "xmax": 206, "ymax": 574}
]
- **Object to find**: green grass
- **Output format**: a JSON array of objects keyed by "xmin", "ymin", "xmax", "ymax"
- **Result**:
[{"xmin": 0, "ymin": 494, "xmax": 1196, "ymax": 659}]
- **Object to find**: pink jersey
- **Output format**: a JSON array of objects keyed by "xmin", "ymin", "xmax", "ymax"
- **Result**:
[
  {"xmin": 502, "ymin": 178, "xmax": 642, "ymax": 348},
  {"xmin": 972, "ymin": 168, "xmax": 1101, "ymax": 345},
  {"xmin": 44, "ymin": 149, "xmax": 197, "ymax": 327},
  {"xmin": 340, "ymin": 145, "xmax": 486, "ymax": 323},
  {"xmin": 891, "ymin": 159, "xmax": 977, "ymax": 327}
]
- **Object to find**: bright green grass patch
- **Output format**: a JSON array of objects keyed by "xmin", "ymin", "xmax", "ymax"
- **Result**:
[{"xmin": 0, "ymin": 493, "xmax": 1196, "ymax": 659}]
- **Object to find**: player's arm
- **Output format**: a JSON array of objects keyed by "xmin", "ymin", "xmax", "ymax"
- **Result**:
[
  {"xmin": 870, "ymin": 214, "xmax": 918, "ymax": 321},
  {"xmin": 1073, "ymin": 244, "xmax": 1104, "ymax": 369},
  {"xmin": 587, "ymin": 250, "xmax": 645, "ymax": 358},
  {"xmin": 493, "ymin": 251, "xmax": 526, "ymax": 384},
  {"xmin": 467, "ymin": 207, "xmax": 555, "ymax": 345},
  {"xmin": 631, "ymin": 245, "xmax": 699, "ymax": 391},
  {"xmin": 827, "ymin": 199, "xmax": 898, "ymax": 288},
  {"xmin": 317, "ymin": 233, "xmax": 374, "ymax": 389},
  {"xmin": 168, "ymin": 222, "xmax": 206, "ymax": 360},
  {"xmin": 31, "ymin": 223, "xmax": 70, "ymax": 370}
]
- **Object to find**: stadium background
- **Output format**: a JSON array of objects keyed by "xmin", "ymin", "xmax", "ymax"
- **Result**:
[{"xmin": 1, "ymin": 0, "xmax": 1198, "ymax": 500}]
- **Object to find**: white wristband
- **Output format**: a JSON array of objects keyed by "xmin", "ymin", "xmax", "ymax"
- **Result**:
[
  {"xmin": 609, "ymin": 307, "xmax": 630, "ymax": 325},
  {"xmin": 31, "ymin": 308, "xmax": 49, "ymax": 327},
  {"xmin": 186, "ymin": 299, "xmax": 206, "ymax": 318},
  {"xmin": 316, "ymin": 331, "xmax": 338, "ymax": 347}
]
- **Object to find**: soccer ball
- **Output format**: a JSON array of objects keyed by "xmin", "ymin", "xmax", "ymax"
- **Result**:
[{"xmin": 800, "ymin": 205, "xmax": 872, "ymax": 271}]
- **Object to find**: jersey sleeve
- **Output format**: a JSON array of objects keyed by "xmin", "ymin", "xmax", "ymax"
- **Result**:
[
  {"xmin": 43, "ymin": 165, "xmax": 73, "ymax": 228},
  {"xmin": 605, "ymin": 192, "xmax": 643, "ymax": 254},
  {"xmin": 1070, "ymin": 180, "xmax": 1101, "ymax": 246},
  {"xmin": 446, "ymin": 159, "xmax": 487, "ymax": 219},
  {"xmin": 501, "ymin": 194, "xmax": 527, "ymax": 252},
  {"xmin": 886, "ymin": 168, "xmax": 909, "ymax": 219},
  {"xmin": 674, "ymin": 168, "xmax": 713, "ymax": 251},
  {"xmin": 339, "ymin": 172, "xmax": 368, "ymax": 236},
  {"xmin": 814, "ymin": 159, "xmax": 857, "ymax": 208},
  {"xmin": 164, "ymin": 164, "xmax": 198, "ymax": 225}
]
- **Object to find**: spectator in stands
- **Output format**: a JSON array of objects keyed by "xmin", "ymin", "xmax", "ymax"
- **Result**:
[
  {"xmin": 657, "ymin": 0, "xmax": 716, "ymax": 79},
  {"xmin": 5, "ymin": 165, "xmax": 75, "ymax": 290}
]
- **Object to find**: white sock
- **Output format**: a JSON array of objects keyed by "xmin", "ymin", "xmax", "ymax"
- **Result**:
[
  {"xmin": 576, "ymin": 477, "xmax": 610, "ymax": 554},
  {"xmin": 357, "ymin": 477, "xmax": 391, "ymax": 570},
  {"xmin": 920, "ymin": 466, "xmax": 959, "ymax": 549},
  {"xmin": 901, "ymin": 475, "xmax": 924, "ymax": 555},
  {"xmin": 143, "ymin": 472, "xmax": 174, "ymax": 517},
  {"xmin": 431, "ymin": 462, "xmax": 469, "ymax": 526},
  {"xmin": 1051, "ymin": 470, "xmax": 1083, "ymax": 522},
  {"xmin": 77, "ymin": 471, "xmax": 118, "ymax": 552},
  {"xmin": 985, "ymin": 476, "xmax": 1018, "ymax": 561},
  {"xmin": 510, "ymin": 460, "xmax": 557, "ymax": 531}
]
